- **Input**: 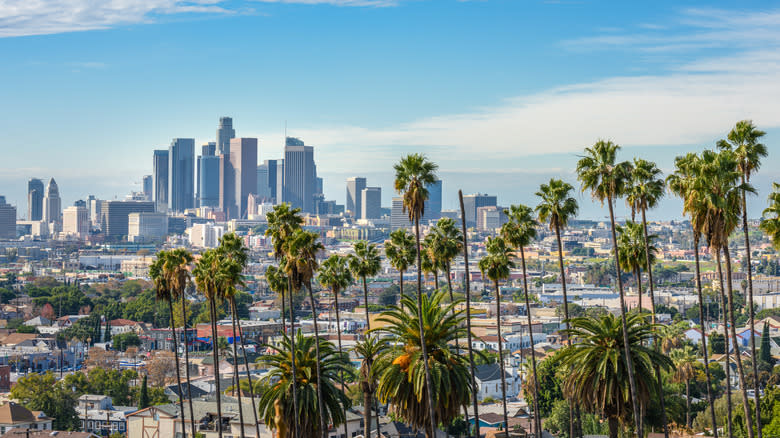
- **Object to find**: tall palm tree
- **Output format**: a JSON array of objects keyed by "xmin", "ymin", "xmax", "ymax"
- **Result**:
[
  {"xmin": 265, "ymin": 203, "xmax": 304, "ymax": 438},
  {"xmin": 348, "ymin": 239, "xmax": 382, "ymax": 438},
  {"xmin": 717, "ymin": 120, "xmax": 767, "ymax": 437},
  {"xmin": 420, "ymin": 235, "xmax": 441, "ymax": 291},
  {"xmin": 317, "ymin": 254, "xmax": 354, "ymax": 438},
  {"xmin": 354, "ymin": 335, "xmax": 389, "ymax": 438},
  {"xmin": 384, "ymin": 228, "xmax": 417, "ymax": 300},
  {"xmin": 372, "ymin": 290, "xmax": 472, "ymax": 437},
  {"xmin": 431, "ymin": 218, "xmax": 463, "ymax": 306},
  {"xmin": 266, "ymin": 265, "xmax": 288, "ymax": 334},
  {"xmin": 536, "ymin": 178, "xmax": 579, "ymax": 437},
  {"xmin": 257, "ymin": 330, "xmax": 353, "ymax": 438},
  {"xmin": 394, "ymin": 153, "xmax": 439, "ymax": 437},
  {"xmin": 576, "ymin": 140, "xmax": 642, "ymax": 437},
  {"xmin": 670, "ymin": 346, "xmax": 697, "ymax": 429},
  {"xmin": 479, "ymin": 236, "xmax": 515, "ymax": 432},
  {"xmin": 559, "ymin": 313, "xmax": 671, "ymax": 438},
  {"xmin": 500, "ymin": 204, "xmax": 542, "ymax": 436},
  {"xmin": 760, "ymin": 183, "xmax": 780, "ymax": 246},
  {"xmin": 149, "ymin": 251, "xmax": 187, "ymax": 438},
  {"xmin": 616, "ymin": 220, "xmax": 657, "ymax": 312},
  {"xmin": 668, "ymin": 152, "xmax": 719, "ymax": 437},
  {"xmin": 458, "ymin": 190, "xmax": 480, "ymax": 438},
  {"xmin": 284, "ymin": 229, "xmax": 328, "ymax": 438},
  {"xmin": 699, "ymin": 148, "xmax": 755, "ymax": 438}
]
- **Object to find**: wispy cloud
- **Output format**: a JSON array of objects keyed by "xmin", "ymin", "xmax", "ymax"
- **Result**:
[
  {"xmin": 0, "ymin": 0, "xmax": 233, "ymax": 38},
  {"xmin": 251, "ymin": 0, "xmax": 401, "ymax": 6}
]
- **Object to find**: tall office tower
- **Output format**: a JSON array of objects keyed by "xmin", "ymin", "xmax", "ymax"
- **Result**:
[
  {"xmin": 202, "ymin": 142, "xmax": 216, "ymax": 156},
  {"xmin": 390, "ymin": 197, "xmax": 412, "ymax": 230},
  {"xmin": 100, "ymin": 201, "xmax": 156, "ymax": 240},
  {"xmin": 62, "ymin": 205, "xmax": 89, "ymax": 238},
  {"xmin": 168, "ymin": 138, "xmax": 195, "ymax": 212},
  {"xmin": 346, "ymin": 177, "xmax": 367, "ymax": 219},
  {"xmin": 42, "ymin": 178, "xmax": 62, "ymax": 226},
  {"xmin": 27, "ymin": 178, "xmax": 44, "ymax": 221},
  {"xmin": 256, "ymin": 163, "xmax": 272, "ymax": 201},
  {"xmin": 283, "ymin": 137, "xmax": 316, "ymax": 213},
  {"xmin": 422, "ymin": 179, "xmax": 442, "ymax": 223},
  {"xmin": 216, "ymin": 117, "xmax": 235, "ymax": 155},
  {"xmin": 316, "ymin": 177, "xmax": 323, "ymax": 195},
  {"xmin": 196, "ymin": 142, "xmax": 217, "ymax": 207},
  {"xmin": 152, "ymin": 150, "xmax": 169, "ymax": 212},
  {"xmin": 0, "ymin": 197, "xmax": 15, "ymax": 239},
  {"xmin": 73, "ymin": 199, "xmax": 87, "ymax": 208},
  {"xmin": 361, "ymin": 187, "xmax": 382, "ymax": 220},
  {"xmin": 462, "ymin": 193, "xmax": 497, "ymax": 228},
  {"xmin": 141, "ymin": 175, "xmax": 153, "ymax": 200},
  {"xmin": 228, "ymin": 138, "xmax": 258, "ymax": 219},
  {"xmin": 275, "ymin": 160, "xmax": 284, "ymax": 203},
  {"xmin": 199, "ymin": 155, "xmax": 221, "ymax": 208}
]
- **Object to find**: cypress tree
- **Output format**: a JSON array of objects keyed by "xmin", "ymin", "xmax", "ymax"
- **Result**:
[
  {"xmin": 104, "ymin": 321, "xmax": 112, "ymax": 342},
  {"xmin": 759, "ymin": 322, "xmax": 772, "ymax": 366},
  {"xmin": 139, "ymin": 374, "xmax": 150, "ymax": 409}
]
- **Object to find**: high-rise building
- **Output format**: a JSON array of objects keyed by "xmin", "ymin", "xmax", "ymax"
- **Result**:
[
  {"xmin": 226, "ymin": 138, "xmax": 258, "ymax": 219},
  {"xmin": 283, "ymin": 137, "xmax": 317, "ymax": 213},
  {"xmin": 202, "ymin": 142, "xmax": 216, "ymax": 156},
  {"xmin": 42, "ymin": 178, "xmax": 61, "ymax": 226},
  {"xmin": 198, "ymin": 155, "xmax": 221, "ymax": 208},
  {"xmin": 477, "ymin": 206, "xmax": 507, "ymax": 232},
  {"xmin": 390, "ymin": 197, "xmax": 412, "ymax": 230},
  {"xmin": 168, "ymin": 138, "xmax": 195, "ymax": 212},
  {"xmin": 189, "ymin": 223, "xmax": 225, "ymax": 248},
  {"xmin": 128, "ymin": 212, "xmax": 168, "ymax": 243},
  {"xmin": 141, "ymin": 175, "xmax": 153, "ymax": 201},
  {"xmin": 196, "ymin": 142, "xmax": 217, "ymax": 207},
  {"xmin": 346, "ymin": 177, "xmax": 367, "ymax": 219},
  {"xmin": 462, "ymin": 193, "xmax": 497, "ymax": 228},
  {"xmin": 100, "ymin": 201, "xmax": 156, "ymax": 240},
  {"xmin": 0, "ymin": 197, "xmax": 15, "ymax": 239},
  {"xmin": 216, "ymin": 117, "xmax": 235, "ymax": 155},
  {"xmin": 152, "ymin": 150, "xmax": 169, "ymax": 212},
  {"xmin": 275, "ymin": 160, "xmax": 285, "ymax": 203},
  {"xmin": 361, "ymin": 187, "xmax": 382, "ymax": 220},
  {"xmin": 62, "ymin": 206, "xmax": 89, "ymax": 238},
  {"xmin": 27, "ymin": 178, "xmax": 44, "ymax": 221},
  {"xmin": 256, "ymin": 161, "xmax": 276, "ymax": 202},
  {"xmin": 422, "ymin": 179, "xmax": 443, "ymax": 223}
]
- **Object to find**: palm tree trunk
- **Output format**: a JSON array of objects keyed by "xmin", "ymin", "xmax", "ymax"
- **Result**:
[
  {"xmin": 723, "ymin": 247, "xmax": 755, "ymax": 438},
  {"xmin": 693, "ymin": 233, "xmax": 719, "ymax": 438},
  {"xmin": 434, "ymin": 269, "xmax": 439, "ymax": 291},
  {"xmin": 400, "ymin": 271, "xmax": 405, "ymax": 300},
  {"xmin": 168, "ymin": 301, "xmax": 187, "ymax": 438},
  {"xmin": 209, "ymin": 298, "xmax": 224, "ymax": 438},
  {"xmin": 555, "ymin": 222, "xmax": 579, "ymax": 438},
  {"xmin": 359, "ymin": 275, "xmax": 382, "ymax": 438},
  {"xmin": 459, "ymin": 190, "xmax": 480, "ymax": 438},
  {"xmin": 741, "ymin": 180, "xmax": 762, "ymax": 438},
  {"xmin": 686, "ymin": 379, "xmax": 691, "ymax": 429},
  {"xmin": 332, "ymin": 289, "xmax": 350, "ymax": 438},
  {"xmin": 635, "ymin": 266, "xmax": 642, "ymax": 312},
  {"xmin": 229, "ymin": 300, "xmax": 246, "ymax": 438},
  {"xmin": 446, "ymin": 261, "xmax": 469, "ymax": 427},
  {"xmin": 520, "ymin": 247, "xmax": 542, "ymax": 436},
  {"xmin": 608, "ymin": 416, "xmax": 619, "ymax": 438},
  {"xmin": 415, "ymin": 217, "xmax": 438, "ymax": 437},
  {"xmin": 181, "ymin": 290, "xmax": 197, "ymax": 438},
  {"xmin": 363, "ymin": 384, "xmax": 373, "ymax": 438},
  {"xmin": 642, "ymin": 208, "xmax": 669, "ymax": 438},
  {"xmin": 494, "ymin": 278, "xmax": 509, "ymax": 434},
  {"xmin": 233, "ymin": 300, "xmax": 261, "ymax": 438},
  {"xmin": 287, "ymin": 278, "xmax": 299, "ymax": 438},
  {"xmin": 607, "ymin": 196, "xmax": 642, "ymax": 438},
  {"xmin": 362, "ymin": 276, "xmax": 371, "ymax": 331},
  {"xmin": 716, "ymin": 251, "xmax": 733, "ymax": 438},
  {"xmin": 306, "ymin": 282, "xmax": 328, "ymax": 438}
]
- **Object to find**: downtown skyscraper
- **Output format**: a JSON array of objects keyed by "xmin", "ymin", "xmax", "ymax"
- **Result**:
[
  {"xmin": 198, "ymin": 142, "xmax": 219, "ymax": 208},
  {"xmin": 216, "ymin": 117, "xmax": 235, "ymax": 155},
  {"xmin": 346, "ymin": 177, "xmax": 366, "ymax": 219},
  {"xmin": 283, "ymin": 137, "xmax": 317, "ymax": 214},
  {"xmin": 220, "ymin": 138, "xmax": 257, "ymax": 219},
  {"xmin": 152, "ymin": 150, "xmax": 168, "ymax": 212},
  {"xmin": 42, "ymin": 178, "xmax": 61, "ymax": 226},
  {"xmin": 27, "ymin": 178, "xmax": 44, "ymax": 221},
  {"xmin": 168, "ymin": 138, "xmax": 195, "ymax": 212}
]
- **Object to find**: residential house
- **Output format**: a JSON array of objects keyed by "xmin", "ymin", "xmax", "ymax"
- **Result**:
[
  {"xmin": 473, "ymin": 363, "xmax": 520, "ymax": 402},
  {"xmin": 0, "ymin": 403, "xmax": 52, "ymax": 436}
]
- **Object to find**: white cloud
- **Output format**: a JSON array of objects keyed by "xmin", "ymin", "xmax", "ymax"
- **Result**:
[
  {"xmin": 0, "ymin": 0, "xmax": 232, "ymax": 37},
  {"xmin": 251, "ymin": 0, "xmax": 400, "ymax": 6}
]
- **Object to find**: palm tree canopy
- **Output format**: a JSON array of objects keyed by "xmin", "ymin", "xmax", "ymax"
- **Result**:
[
  {"xmin": 421, "ymin": 233, "xmax": 446, "ymax": 276},
  {"xmin": 266, "ymin": 264, "xmax": 289, "ymax": 295},
  {"xmin": 317, "ymin": 254, "xmax": 353, "ymax": 294},
  {"xmin": 430, "ymin": 218, "xmax": 463, "ymax": 266},
  {"xmin": 558, "ymin": 313, "xmax": 672, "ymax": 425},
  {"xmin": 478, "ymin": 236, "xmax": 516, "ymax": 284},
  {"xmin": 716, "ymin": 119, "xmax": 767, "ymax": 182},
  {"xmin": 283, "ymin": 229, "xmax": 324, "ymax": 291},
  {"xmin": 349, "ymin": 240, "xmax": 382, "ymax": 280},
  {"xmin": 393, "ymin": 154, "xmax": 438, "ymax": 222},
  {"xmin": 257, "ymin": 330, "xmax": 353, "ymax": 437},
  {"xmin": 670, "ymin": 345, "xmax": 698, "ymax": 384},
  {"xmin": 353, "ymin": 334, "xmax": 389, "ymax": 393},
  {"xmin": 576, "ymin": 140, "xmax": 632, "ymax": 203},
  {"xmin": 760, "ymin": 183, "xmax": 780, "ymax": 249},
  {"xmin": 371, "ymin": 291, "xmax": 472, "ymax": 431},
  {"xmin": 535, "ymin": 178, "xmax": 579, "ymax": 231},
  {"xmin": 501, "ymin": 204, "xmax": 538, "ymax": 249},
  {"xmin": 626, "ymin": 158, "xmax": 665, "ymax": 213},
  {"xmin": 149, "ymin": 251, "xmax": 173, "ymax": 303},
  {"xmin": 265, "ymin": 203, "xmax": 304, "ymax": 260},
  {"xmin": 616, "ymin": 221, "xmax": 658, "ymax": 274},
  {"xmin": 385, "ymin": 228, "xmax": 417, "ymax": 274}
]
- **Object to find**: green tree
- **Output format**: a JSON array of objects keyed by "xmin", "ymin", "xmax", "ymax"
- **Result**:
[
  {"xmin": 11, "ymin": 372, "xmax": 80, "ymax": 430},
  {"xmin": 112, "ymin": 332, "xmax": 141, "ymax": 352},
  {"xmin": 759, "ymin": 322, "xmax": 772, "ymax": 369},
  {"xmin": 670, "ymin": 345, "xmax": 698, "ymax": 429},
  {"xmin": 384, "ymin": 228, "xmax": 416, "ymax": 300},
  {"xmin": 616, "ymin": 220, "xmax": 657, "ymax": 311},
  {"xmin": 139, "ymin": 374, "xmax": 150, "ymax": 409},
  {"xmin": 353, "ymin": 335, "xmax": 388, "ymax": 438}
]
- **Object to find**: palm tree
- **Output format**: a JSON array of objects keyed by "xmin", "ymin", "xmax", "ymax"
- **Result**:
[
  {"xmin": 479, "ymin": 235, "xmax": 514, "ymax": 433},
  {"xmin": 576, "ymin": 140, "xmax": 642, "ymax": 436},
  {"xmin": 616, "ymin": 220, "xmax": 657, "ymax": 312},
  {"xmin": 372, "ymin": 290, "xmax": 472, "ymax": 437},
  {"xmin": 149, "ymin": 251, "xmax": 187, "ymax": 438},
  {"xmin": 266, "ymin": 265, "xmax": 288, "ymax": 334},
  {"xmin": 384, "ymin": 228, "xmax": 417, "ymax": 300},
  {"xmin": 500, "ymin": 204, "xmax": 542, "ymax": 436},
  {"xmin": 394, "ymin": 153, "xmax": 439, "ymax": 437},
  {"xmin": 668, "ymin": 152, "xmax": 719, "ymax": 437},
  {"xmin": 670, "ymin": 346, "xmax": 697, "ymax": 429},
  {"xmin": 430, "ymin": 218, "xmax": 463, "ymax": 304},
  {"xmin": 257, "ymin": 330, "xmax": 353, "ymax": 438},
  {"xmin": 420, "ymin": 235, "xmax": 441, "ymax": 291},
  {"xmin": 760, "ymin": 183, "xmax": 780, "ymax": 247},
  {"xmin": 347, "ymin": 240, "xmax": 382, "ymax": 437},
  {"xmin": 458, "ymin": 190, "xmax": 480, "ymax": 438},
  {"xmin": 354, "ymin": 335, "xmax": 389, "ymax": 438},
  {"xmin": 318, "ymin": 254, "xmax": 354, "ymax": 438},
  {"xmin": 284, "ymin": 229, "xmax": 327, "ymax": 438},
  {"xmin": 559, "ymin": 313, "xmax": 671, "ymax": 438},
  {"xmin": 717, "ymin": 120, "xmax": 767, "ymax": 438}
]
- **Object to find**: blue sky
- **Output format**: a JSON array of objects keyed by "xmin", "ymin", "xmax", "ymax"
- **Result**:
[{"xmin": 1, "ymin": 0, "xmax": 779, "ymax": 220}]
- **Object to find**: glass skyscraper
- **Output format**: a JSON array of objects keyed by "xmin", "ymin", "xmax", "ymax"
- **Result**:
[{"xmin": 168, "ymin": 138, "xmax": 195, "ymax": 212}]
